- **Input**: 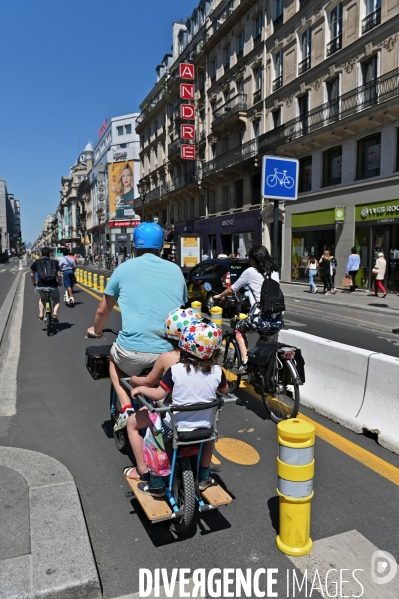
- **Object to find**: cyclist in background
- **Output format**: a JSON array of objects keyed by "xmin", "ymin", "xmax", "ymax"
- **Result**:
[
  {"xmin": 87, "ymin": 222, "xmax": 188, "ymax": 432},
  {"xmin": 59, "ymin": 249, "xmax": 76, "ymax": 305},
  {"xmin": 30, "ymin": 247, "xmax": 61, "ymax": 322}
]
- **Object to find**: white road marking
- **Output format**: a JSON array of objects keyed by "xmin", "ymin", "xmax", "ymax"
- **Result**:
[
  {"xmin": 284, "ymin": 319, "xmax": 307, "ymax": 327},
  {"xmin": 288, "ymin": 530, "xmax": 399, "ymax": 598},
  {"xmin": 0, "ymin": 269, "xmax": 5, "ymax": 272},
  {"xmin": 377, "ymin": 336, "xmax": 399, "ymax": 347},
  {"xmin": 0, "ymin": 273, "xmax": 25, "ymax": 417}
]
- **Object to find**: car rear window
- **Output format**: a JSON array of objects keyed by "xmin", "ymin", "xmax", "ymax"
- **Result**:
[{"xmin": 228, "ymin": 261, "xmax": 250, "ymax": 285}]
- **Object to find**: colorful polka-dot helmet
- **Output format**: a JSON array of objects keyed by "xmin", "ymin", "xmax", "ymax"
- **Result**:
[
  {"xmin": 164, "ymin": 307, "xmax": 199, "ymax": 340},
  {"xmin": 178, "ymin": 319, "xmax": 222, "ymax": 360}
]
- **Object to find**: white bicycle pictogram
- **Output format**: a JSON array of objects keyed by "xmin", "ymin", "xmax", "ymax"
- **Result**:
[{"xmin": 266, "ymin": 168, "xmax": 295, "ymax": 189}]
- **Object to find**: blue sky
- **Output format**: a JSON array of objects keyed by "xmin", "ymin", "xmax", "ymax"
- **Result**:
[{"xmin": 0, "ymin": 0, "xmax": 195, "ymax": 244}]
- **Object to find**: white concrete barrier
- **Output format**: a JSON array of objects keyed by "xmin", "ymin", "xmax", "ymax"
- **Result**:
[
  {"xmin": 279, "ymin": 329, "xmax": 372, "ymax": 433},
  {"xmin": 355, "ymin": 353, "xmax": 399, "ymax": 454}
]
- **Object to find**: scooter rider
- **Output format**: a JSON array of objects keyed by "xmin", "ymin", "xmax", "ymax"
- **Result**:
[{"xmin": 87, "ymin": 222, "xmax": 188, "ymax": 432}]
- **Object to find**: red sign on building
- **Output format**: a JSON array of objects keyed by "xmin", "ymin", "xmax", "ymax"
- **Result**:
[
  {"xmin": 181, "ymin": 145, "xmax": 196, "ymax": 160},
  {"xmin": 180, "ymin": 63, "xmax": 195, "ymax": 80},
  {"xmin": 180, "ymin": 104, "xmax": 195, "ymax": 120},
  {"xmin": 180, "ymin": 83, "xmax": 195, "ymax": 100},
  {"xmin": 181, "ymin": 124, "xmax": 196, "ymax": 140}
]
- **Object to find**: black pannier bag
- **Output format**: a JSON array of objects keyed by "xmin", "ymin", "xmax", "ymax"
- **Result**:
[{"xmin": 85, "ymin": 345, "xmax": 112, "ymax": 380}]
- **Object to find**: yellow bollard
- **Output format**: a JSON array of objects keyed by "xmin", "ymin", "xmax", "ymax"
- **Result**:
[
  {"xmin": 93, "ymin": 273, "xmax": 98, "ymax": 290},
  {"xmin": 210, "ymin": 306, "xmax": 223, "ymax": 328},
  {"xmin": 83, "ymin": 271, "xmax": 88, "ymax": 286},
  {"xmin": 88, "ymin": 272, "xmax": 93, "ymax": 288},
  {"xmin": 191, "ymin": 301, "xmax": 202, "ymax": 318},
  {"xmin": 276, "ymin": 419, "xmax": 315, "ymax": 556},
  {"xmin": 77, "ymin": 269, "xmax": 81, "ymax": 283},
  {"xmin": 99, "ymin": 275, "xmax": 104, "ymax": 293}
]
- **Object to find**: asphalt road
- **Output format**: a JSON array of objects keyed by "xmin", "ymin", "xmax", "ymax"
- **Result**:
[
  {"xmin": 0, "ymin": 258, "xmax": 19, "ymax": 312},
  {"xmin": 1, "ymin": 262, "xmax": 399, "ymax": 598}
]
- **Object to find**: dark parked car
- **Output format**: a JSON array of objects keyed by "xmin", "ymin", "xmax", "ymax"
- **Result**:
[{"xmin": 185, "ymin": 258, "xmax": 251, "ymax": 313}]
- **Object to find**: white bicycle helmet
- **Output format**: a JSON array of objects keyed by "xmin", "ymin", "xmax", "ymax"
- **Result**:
[{"xmin": 164, "ymin": 307, "xmax": 199, "ymax": 340}]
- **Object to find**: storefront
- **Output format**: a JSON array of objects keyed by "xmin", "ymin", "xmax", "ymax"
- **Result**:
[
  {"xmin": 174, "ymin": 210, "xmax": 261, "ymax": 262},
  {"xmin": 290, "ymin": 209, "xmax": 336, "ymax": 281},
  {"xmin": 355, "ymin": 198, "xmax": 399, "ymax": 291}
]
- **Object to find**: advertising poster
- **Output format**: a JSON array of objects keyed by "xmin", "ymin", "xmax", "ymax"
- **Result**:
[
  {"xmin": 109, "ymin": 160, "xmax": 137, "ymax": 220},
  {"xmin": 180, "ymin": 235, "xmax": 201, "ymax": 267}
]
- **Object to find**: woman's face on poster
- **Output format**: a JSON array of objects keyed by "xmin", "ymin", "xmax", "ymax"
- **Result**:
[{"xmin": 121, "ymin": 168, "xmax": 132, "ymax": 190}]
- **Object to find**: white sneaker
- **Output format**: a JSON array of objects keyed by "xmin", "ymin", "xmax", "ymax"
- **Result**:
[
  {"xmin": 69, "ymin": 297, "xmax": 75, "ymax": 305},
  {"xmin": 113, "ymin": 408, "xmax": 134, "ymax": 432}
]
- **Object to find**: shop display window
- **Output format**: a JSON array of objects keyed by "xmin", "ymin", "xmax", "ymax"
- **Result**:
[
  {"xmin": 299, "ymin": 157, "xmax": 312, "ymax": 192},
  {"xmin": 291, "ymin": 229, "xmax": 335, "ymax": 281},
  {"xmin": 322, "ymin": 146, "xmax": 342, "ymax": 186}
]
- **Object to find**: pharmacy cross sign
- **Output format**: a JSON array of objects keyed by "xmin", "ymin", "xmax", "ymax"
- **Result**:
[{"xmin": 262, "ymin": 156, "xmax": 299, "ymax": 201}]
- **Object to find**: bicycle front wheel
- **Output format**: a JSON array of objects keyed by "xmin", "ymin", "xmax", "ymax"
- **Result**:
[
  {"xmin": 222, "ymin": 334, "xmax": 241, "ymax": 393},
  {"xmin": 261, "ymin": 359, "xmax": 299, "ymax": 423}
]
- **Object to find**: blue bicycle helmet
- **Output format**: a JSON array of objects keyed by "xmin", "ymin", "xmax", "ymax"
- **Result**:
[{"xmin": 133, "ymin": 222, "xmax": 164, "ymax": 250}]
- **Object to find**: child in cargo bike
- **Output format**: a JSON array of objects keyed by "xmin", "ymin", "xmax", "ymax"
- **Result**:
[{"xmin": 125, "ymin": 319, "xmax": 229, "ymax": 498}]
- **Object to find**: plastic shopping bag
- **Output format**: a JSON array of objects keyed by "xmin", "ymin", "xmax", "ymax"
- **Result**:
[{"xmin": 142, "ymin": 411, "xmax": 171, "ymax": 477}]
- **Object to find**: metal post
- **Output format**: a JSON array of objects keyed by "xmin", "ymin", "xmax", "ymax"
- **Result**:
[{"xmin": 273, "ymin": 199, "xmax": 279, "ymax": 264}]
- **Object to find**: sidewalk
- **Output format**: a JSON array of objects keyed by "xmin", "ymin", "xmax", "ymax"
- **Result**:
[{"xmin": 281, "ymin": 281, "xmax": 399, "ymax": 317}]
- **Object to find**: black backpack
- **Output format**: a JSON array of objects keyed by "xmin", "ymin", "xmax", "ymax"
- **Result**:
[
  {"xmin": 258, "ymin": 273, "xmax": 285, "ymax": 315},
  {"xmin": 36, "ymin": 258, "xmax": 58, "ymax": 285}
]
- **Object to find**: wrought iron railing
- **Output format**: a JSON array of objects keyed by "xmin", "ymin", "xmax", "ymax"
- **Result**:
[
  {"xmin": 362, "ymin": 7, "xmax": 381, "ymax": 33},
  {"xmin": 298, "ymin": 56, "xmax": 311, "ymax": 75},
  {"xmin": 326, "ymin": 33, "xmax": 342, "ymax": 56},
  {"xmin": 145, "ymin": 165, "xmax": 202, "ymax": 203},
  {"xmin": 212, "ymin": 93, "xmax": 247, "ymax": 127},
  {"xmin": 258, "ymin": 67, "xmax": 399, "ymax": 154},
  {"xmin": 202, "ymin": 138, "xmax": 258, "ymax": 177},
  {"xmin": 273, "ymin": 75, "xmax": 283, "ymax": 91},
  {"xmin": 253, "ymin": 89, "xmax": 262, "ymax": 104},
  {"xmin": 168, "ymin": 139, "xmax": 182, "ymax": 156}
]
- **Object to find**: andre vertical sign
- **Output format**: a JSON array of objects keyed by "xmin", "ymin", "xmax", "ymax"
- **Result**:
[{"xmin": 179, "ymin": 63, "xmax": 196, "ymax": 160}]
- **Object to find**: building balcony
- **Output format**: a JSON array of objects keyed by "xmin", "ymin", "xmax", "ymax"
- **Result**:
[
  {"xmin": 298, "ymin": 56, "xmax": 311, "ymax": 75},
  {"xmin": 258, "ymin": 67, "xmax": 399, "ymax": 155},
  {"xmin": 136, "ymin": 87, "xmax": 167, "ymax": 128},
  {"xmin": 203, "ymin": 0, "xmax": 258, "ymax": 51},
  {"xmin": 272, "ymin": 75, "xmax": 283, "ymax": 92},
  {"xmin": 144, "ymin": 164, "xmax": 203, "ymax": 204},
  {"xmin": 202, "ymin": 138, "xmax": 258, "ymax": 178},
  {"xmin": 362, "ymin": 7, "xmax": 381, "ymax": 34},
  {"xmin": 326, "ymin": 33, "xmax": 342, "ymax": 56},
  {"xmin": 212, "ymin": 93, "xmax": 247, "ymax": 131},
  {"xmin": 253, "ymin": 89, "xmax": 262, "ymax": 104},
  {"xmin": 168, "ymin": 138, "xmax": 182, "ymax": 159}
]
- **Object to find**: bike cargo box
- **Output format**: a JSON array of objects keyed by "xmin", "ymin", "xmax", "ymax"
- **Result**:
[{"xmin": 85, "ymin": 345, "xmax": 112, "ymax": 380}]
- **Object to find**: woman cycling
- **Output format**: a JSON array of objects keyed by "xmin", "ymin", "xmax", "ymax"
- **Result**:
[{"xmin": 214, "ymin": 244, "xmax": 282, "ymax": 372}]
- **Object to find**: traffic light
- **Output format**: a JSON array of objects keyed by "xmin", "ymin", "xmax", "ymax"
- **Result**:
[
  {"xmin": 106, "ymin": 234, "xmax": 110, "ymax": 243},
  {"xmin": 17, "ymin": 230, "xmax": 22, "ymax": 242}
]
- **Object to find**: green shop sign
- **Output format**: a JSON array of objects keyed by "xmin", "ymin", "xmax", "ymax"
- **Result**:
[
  {"xmin": 335, "ymin": 207, "xmax": 345, "ymax": 223},
  {"xmin": 356, "ymin": 199, "xmax": 399, "ymax": 221}
]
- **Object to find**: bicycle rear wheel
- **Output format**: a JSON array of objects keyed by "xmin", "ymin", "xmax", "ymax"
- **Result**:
[
  {"xmin": 110, "ymin": 385, "xmax": 129, "ymax": 453},
  {"xmin": 171, "ymin": 457, "xmax": 196, "ymax": 534},
  {"xmin": 46, "ymin": 303, "xmax": 52, "ymax": 336},
  {"xmin": 261, "ymin": 359, "xmax": 300, "ymax": 423},
  {"xmin": 221, "ymin": 334, "xmax": 241, "ymax": 393}
]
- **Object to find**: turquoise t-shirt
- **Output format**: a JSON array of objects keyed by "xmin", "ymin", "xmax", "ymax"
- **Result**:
[{"xmin": 105, "ymin": 254, "xmax": 188, "ymax": 353}]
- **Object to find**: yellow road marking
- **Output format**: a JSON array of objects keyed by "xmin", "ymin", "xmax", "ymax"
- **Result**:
[
  {"xmin": 215, "ymin": 438, "xmax": 260, "ymax": 465},
  {"xmin": 76, "ymin": 283, "xmax": 121, "ymax": 312},
  {"xmin": 211, "ymin": 455, "xmax": 221, "ymax": 465},
  {"xmin": 285, "ymin": 301, "xmax": 392, "ymax": 330},
  {"xmin": 242, "ymin": 380, "xmax": 399, "ymax": 486}
]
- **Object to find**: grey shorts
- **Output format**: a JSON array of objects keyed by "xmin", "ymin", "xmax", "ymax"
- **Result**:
[
  {"xmin": 38, "ymin": 287, "xmax": 60, "ymax": 303},
  {"xmin": 110, "ymin": 342, "xmax": 159, "ymax": 376}
]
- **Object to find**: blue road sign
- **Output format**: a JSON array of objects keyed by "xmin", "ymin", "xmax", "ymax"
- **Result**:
[{"xmin": 262, "ymin": 156, "xmax": 299, "ymax": 201}]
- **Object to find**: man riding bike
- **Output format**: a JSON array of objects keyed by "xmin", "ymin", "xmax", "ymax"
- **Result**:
[
  {"xmin": 87, "ymin": 222, "xmax": 188, "ymax": 432},
  {"xmin": 30, "ymin": 247, "xmax": 61, "ymax": 322},
  {"xmin": 59, "ymin": 249, "xmax": 76, "ymax": 305}
]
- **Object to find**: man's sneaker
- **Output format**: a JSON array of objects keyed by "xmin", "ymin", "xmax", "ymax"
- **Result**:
[
  {"xmin": 324, "ymin": 292, "xmax": 331, "ymax": 295},
  {"xmin": 69, "ymin": 297, "xmax": 75, "ymax": 306},
  {"xmin": 113, "ymin": 409, "xmax": 134, "ymax": 432},
  {"xmin": 199, "ymin": 479, "xmax": 213, "ymax": 492}
]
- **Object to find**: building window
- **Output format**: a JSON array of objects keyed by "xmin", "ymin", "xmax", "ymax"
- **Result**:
[
  {"xmin": 357, "ymin": 133, "xmax": 381, "ymax": 179},
  {"xmin": 117, "ymin": 126, "xmax": 123, "ymax": 136},
  {"xmin": 254, "ymin": 13, "xmax": 262, "ymax": 40},
  {"xmin": 237, "ymin": 31, "xmax": 244, "ymax": 57},
  {"xmin": 254, "ymin": 65, "xmax": 262, "ymax": 91},
  {"xmin": 235, "ymin": 179, "xmax": 244, "ymax": 208},
  {"xmin": 273, "ymin": 50, "xmax": 283, "ymax": 91},
  {"xmin": 326, "ymin": 77, "xmax": 340, "ymax": 122},
  {"xmin": 327, "ymin": 3, "xmax": 342, "ymax": 56},
  {"xmin": 237, "ymin": 78, "xmax": 244, "ymax": 94},
  {"xmin": 299, "ymin": 29, "xmax": 311, "ymax": 74},
  {"xmin": 224, "ymin": 44, "xmax": 231, "ymax": 68},
  {"xmin": 199, "ymin": 71, "xmax": 205, "ymax": 92},
  {"xmin": 323, "ymin": 146, "xmax": 342, "ymax": 186},
  {"xmin": 209, "ymin": 190, "xmax": 216, "ymax": 213},
  {"xmin": 362, "ymin": 56, "xmax": 378, "ymax": 107},
  {"xmin": 211, "ymin": 59, "xmax": 217, "ymax": 81},
  {"xmin": 274, "ymin": 0, "xmax": 283, "ymax": 29},
  {"xmin": 272, "ymin": 108, "xmax": 281, "ymax": 129},
  {"xmin": 363, "ymin": 0, "xmax": 381, "ymax": 33},
  {"xmin": 396, "ymin": 128, "xmax": 399, "ymax": 171},
  {"xmin": 252, "ymin": 173, "xmax": 261, "ymax": 204},
  {"xmin": 253, "ymin": 120, "xmax": 260, "ymax": 139},
  {"xmin": 223, "ymin": 186, "xmax": 230, "ymax": 211},
  {"xmin": 125, "ymin": 124, "xmax": 132, "ymax": 135},
  {"xmin": 299, "ymin": 157, "xmax": 312, "ymax": 192}
]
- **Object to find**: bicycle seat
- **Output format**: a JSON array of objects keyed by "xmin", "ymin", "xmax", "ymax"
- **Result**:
[{"xmin": 177, "ymin": 428, "xmax": 213, "ymax": 442}]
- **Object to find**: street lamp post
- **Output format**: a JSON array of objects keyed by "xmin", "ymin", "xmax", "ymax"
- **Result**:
[
  {"xmin": 96, "ymin": 203, "xmax": 105, "ymax": 267},
  {"xmin": 137, "ymin": 180, "xmax": 149, "ymax": 223},
  {"xmin": 79, "ymin": 214, "xmax": 87, "ymax": 258}
]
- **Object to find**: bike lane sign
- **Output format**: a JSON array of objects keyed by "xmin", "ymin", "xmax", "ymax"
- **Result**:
[{"xmin": 262, "ymin": 156, "xmax": 299, "ymax": 201}]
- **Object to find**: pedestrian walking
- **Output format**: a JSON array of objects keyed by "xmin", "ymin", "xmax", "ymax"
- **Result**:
[
  {"xmin": 319, "ymin": 251, "xmax": 334, "ymax": 295},
  {"xmin": 330, "ymin": 255, "xmax": 337, "ymax": 292},
  {"xmin": 372, "ymin": 252, "xmax": 387, "ymax": 297},
  {"xmin": 345, "ymin": 247, "xmax": 361, "ymax": 293},
  {"xmin": 305, "ymin": 254, "xmax": 319, "ymax": 293}
]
